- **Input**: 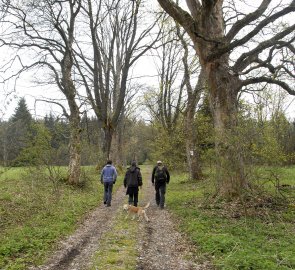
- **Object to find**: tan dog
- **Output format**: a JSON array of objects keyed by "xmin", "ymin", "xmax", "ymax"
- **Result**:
[{"xmin": 123, "ymin": 202, "xmax": 150, "ymax": 222}]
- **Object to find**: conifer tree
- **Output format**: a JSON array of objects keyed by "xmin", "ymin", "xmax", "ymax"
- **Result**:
[
  {"xmin": 6, "ymin": 98, "xmax": 34, "ymax": 165},
  {"xmin": 10, "ymin": 98, "xmax": 32, "ymax": 126}
]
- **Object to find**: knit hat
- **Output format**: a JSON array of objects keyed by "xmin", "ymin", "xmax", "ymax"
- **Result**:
[
  {"xmin": 157, "ymin": 160, "xmax": 162, "ymax": 164},
  {"xmin": 131, "ymin": 161, "xmax": 136, "ymax": 166}
]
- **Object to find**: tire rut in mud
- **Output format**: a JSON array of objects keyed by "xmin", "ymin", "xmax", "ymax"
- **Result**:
[
  {"xmin": 30, "ymin": 186, "xmax": 126, "ymax": 270},
  {"xmin": 135, "ymin": 178, "xmax": 206, "ymax": 270}
]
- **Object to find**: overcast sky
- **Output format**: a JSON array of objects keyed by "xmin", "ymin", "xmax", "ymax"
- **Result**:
[{"xmin": 0, "ymin": 49, "xmax": 160, "ymax": 121}]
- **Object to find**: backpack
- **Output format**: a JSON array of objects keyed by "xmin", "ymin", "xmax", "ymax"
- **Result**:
[{"xmin": 155, "ymin": 166, "xmax": 167, "ymax": 182}]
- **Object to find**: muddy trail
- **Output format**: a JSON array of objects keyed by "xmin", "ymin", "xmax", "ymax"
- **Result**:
[{"xmin": 31, "ymin": 167, "xmax": 210, "ymax": 270}]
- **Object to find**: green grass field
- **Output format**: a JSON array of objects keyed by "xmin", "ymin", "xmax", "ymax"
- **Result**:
[
  {"xmin": 1, "ymin": 165, "xmax": 294, "ymax": 270},
  {"xmin": 166, "ymin": 166, "xmax": 295, "ymax": 270}
]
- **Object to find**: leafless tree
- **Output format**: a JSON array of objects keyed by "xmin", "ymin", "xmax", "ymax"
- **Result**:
[
  {"xmin": 0, "ymin": 0, "xmax": 83, "ymax": 184},
  {"xmin": 177, "ymin": 24, "xmax": 206, "ymax": 180},
  {"xmin": 157, "ymin": 0, "xmax": 295, "ymax": 197},
  {"xmin": 151, "ymin": 18, "xmax": 186, "ymax": 133},
  {"xmin": 144, "ymin": 17, "xmax": 205, "ymax": 179},
  {"xmin": 74, "ymin": 0, "xmax": 162, "ymax": 161},
  {"xmin": 150, "ymin": 17, "xmax": 206, "ymax": 179}
]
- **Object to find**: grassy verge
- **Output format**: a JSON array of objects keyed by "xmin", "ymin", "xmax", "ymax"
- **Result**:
[
  {"xmin": 0, "ymin": 166, "xmax": 122, "ymax": 270},
  {"xmin": 166, "ymin": 166, "xmax": 295, "ymax": 270},
  {"xmin": 88, "ymin": 210, "xmax": 139, "ymax": 270}
]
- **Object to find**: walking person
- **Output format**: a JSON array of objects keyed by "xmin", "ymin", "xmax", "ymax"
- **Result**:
[
  {"xmin": 151, "ymin": 160, "xmax": 170, "ymax": 209},
  {"xmin": 101, "ymin": 160, "xmax": 117, "ymax": 207},
  {"xmin": 124, "ymin": 161, "xmax": 142, "ymax": 207}
]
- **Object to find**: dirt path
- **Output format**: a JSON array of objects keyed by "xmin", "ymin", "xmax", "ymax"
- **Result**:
[
  {"xmin": 30, "ymin": 185, "xmax": 127, "ymax": 270},
  {"xmin": 136, "ymin": 174, "xmax": 209, "ymax": 270},
  {"xmin": 31, "ymin": 167, "xmax": 210, "ymax": 270}
]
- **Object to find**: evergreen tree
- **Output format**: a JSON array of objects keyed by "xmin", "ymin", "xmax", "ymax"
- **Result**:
[
  {"xmin": 43, "ymin": 114, "xmax": 70, "ymax": 165},
  {"xmin": 10, "ymin": 97, "xmax": 33, "ymax": 126},
  {"xmin": 45, "ymin": 113, "xmax": 61, "ymax": 149},
  {"xmin": 6, "ymin": 98, "xmax": 34, "ymax": 165}
]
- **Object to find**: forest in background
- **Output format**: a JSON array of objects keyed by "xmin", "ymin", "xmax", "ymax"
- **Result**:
[{"xmin": 1, "ymin": 94, "xmax": 294, "ymax": 170}]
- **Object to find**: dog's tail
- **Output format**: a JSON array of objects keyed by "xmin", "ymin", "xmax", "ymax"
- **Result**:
[{"xmin": 144, "ymin": 201, "xmax": 150, "ymax": 209}]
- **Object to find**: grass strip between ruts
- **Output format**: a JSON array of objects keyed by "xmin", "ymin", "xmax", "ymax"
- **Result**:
[
  {"xmin": 89, "ymin": 166, "xmax": 150, "ymax": 270},
  {"xmin": 88, "ymin": 209, "xmax": 139, "ymax": 270}
]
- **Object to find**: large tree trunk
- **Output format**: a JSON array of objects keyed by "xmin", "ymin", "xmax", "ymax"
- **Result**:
[
  {"xmin": 205, "ymin": 55, "xmax": 246, "ymax": 196},
  {"xmin": 195, "ymin": 4, "xmax": 247, "ymax": 197},
  {"xmin": 68, "ymin": 109, "xmax": 81, "ymax": 185},
  {"xmin": 184, "ymin": 69, "xmax": 205, "ymax": 180},
  {"xmin": 185, "ymin": 108, "xmax": 202, "ymax": 180},
  {"xmin": 102, "ymin": 124, "xmax": 114, "ymax": 161},
  {"xmin": 62, "ymin": 51, "xmax": 82, "ymax": 185}
]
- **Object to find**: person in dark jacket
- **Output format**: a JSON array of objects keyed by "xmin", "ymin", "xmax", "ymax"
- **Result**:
[
  {"xmin": 124, "ymin": 161, "xmax": 142, "ymax": 207},
  {"xmin": 151, "ymin": 160, "xmax": 170, "ymax": 209},
  {"xmin": 101, "ymin": 160, "xmax": 117, "ymax": 207}
]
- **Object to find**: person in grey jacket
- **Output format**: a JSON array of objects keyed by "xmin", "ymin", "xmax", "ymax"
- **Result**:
[
  {"xmin": 101, "ymin": 160, "xmax": 117, "ymax": 207},
  {"xmin": 124, "ymin": 161, "xmax": 142, "ymax": 207}
]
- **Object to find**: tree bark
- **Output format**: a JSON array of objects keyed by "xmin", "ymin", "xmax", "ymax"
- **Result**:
[
  {"xmin": 112, "ymin": 118, "xmax": 124, "ymax": 166},
  {"xmin": 102, "ymin": 123, "xmax": 114, "ymax": 161},
  {"xmin": 62, "ymin": 50, "xmax": 81, "ymax": 185},
  {"xmin": 205, "ymin": 55, "xmax": 246, "ymax": 196},
  {"xmin": 185, "ymin": 110, "xmax": 202, "ymax": 180},
  {"xmin": 68, "ymin": 111, "xmax": 81, "ymax": 185},
  {"xmin": 184, "ymin": 70, "xmax": 205, "ymax": 180}
]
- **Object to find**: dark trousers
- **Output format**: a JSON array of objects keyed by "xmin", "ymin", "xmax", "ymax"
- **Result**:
[
  {"xmin": 155, "ymin": 182, "xmax": 166, "ymax": 208},
  {"xmin": 103, "ymin": 182, "xmax": 113, "ymax": 206},
  {"xmin": 126, "ymin": 187, "xmax": 139, "ymax": 206}
]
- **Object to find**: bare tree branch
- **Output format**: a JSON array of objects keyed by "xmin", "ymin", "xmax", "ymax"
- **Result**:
[
  {"xmin": 35, "ymin": 98, "xmax": 69, "ymax": 118},
  {"xmin": 233, "ymin": 27, "xmax": 295, "ymax": 73},
  {"xmin": 226, "ymin": 0, "xmax": 272, "ymax": 42},
  {"xmin": 207, "ymin": 1, "xmax": 295, "ymax": 61},
  {"xmin": 157, "ymin": 0, "xmax": 196, "ymax": 35},
  {"xmin": 241, "ymin": 77, "xmax": 295, "ymax": 95},
  {"xmin": 186, "ymin": 0, "xmax": 201, "ymax": 18}
]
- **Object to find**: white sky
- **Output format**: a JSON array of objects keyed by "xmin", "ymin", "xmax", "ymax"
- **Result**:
[{"xmin": 0, "ymin": 52, "xmax": 160, "ymax": 121}]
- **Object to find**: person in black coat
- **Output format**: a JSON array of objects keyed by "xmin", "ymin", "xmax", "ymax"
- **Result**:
[
  {"xmin": 151, "ymin": 160, "xmax": 170, "ymax": 209},
  {"xmin": 124, "ymin": 161, "xmax": 142, "ymax": 207}
]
